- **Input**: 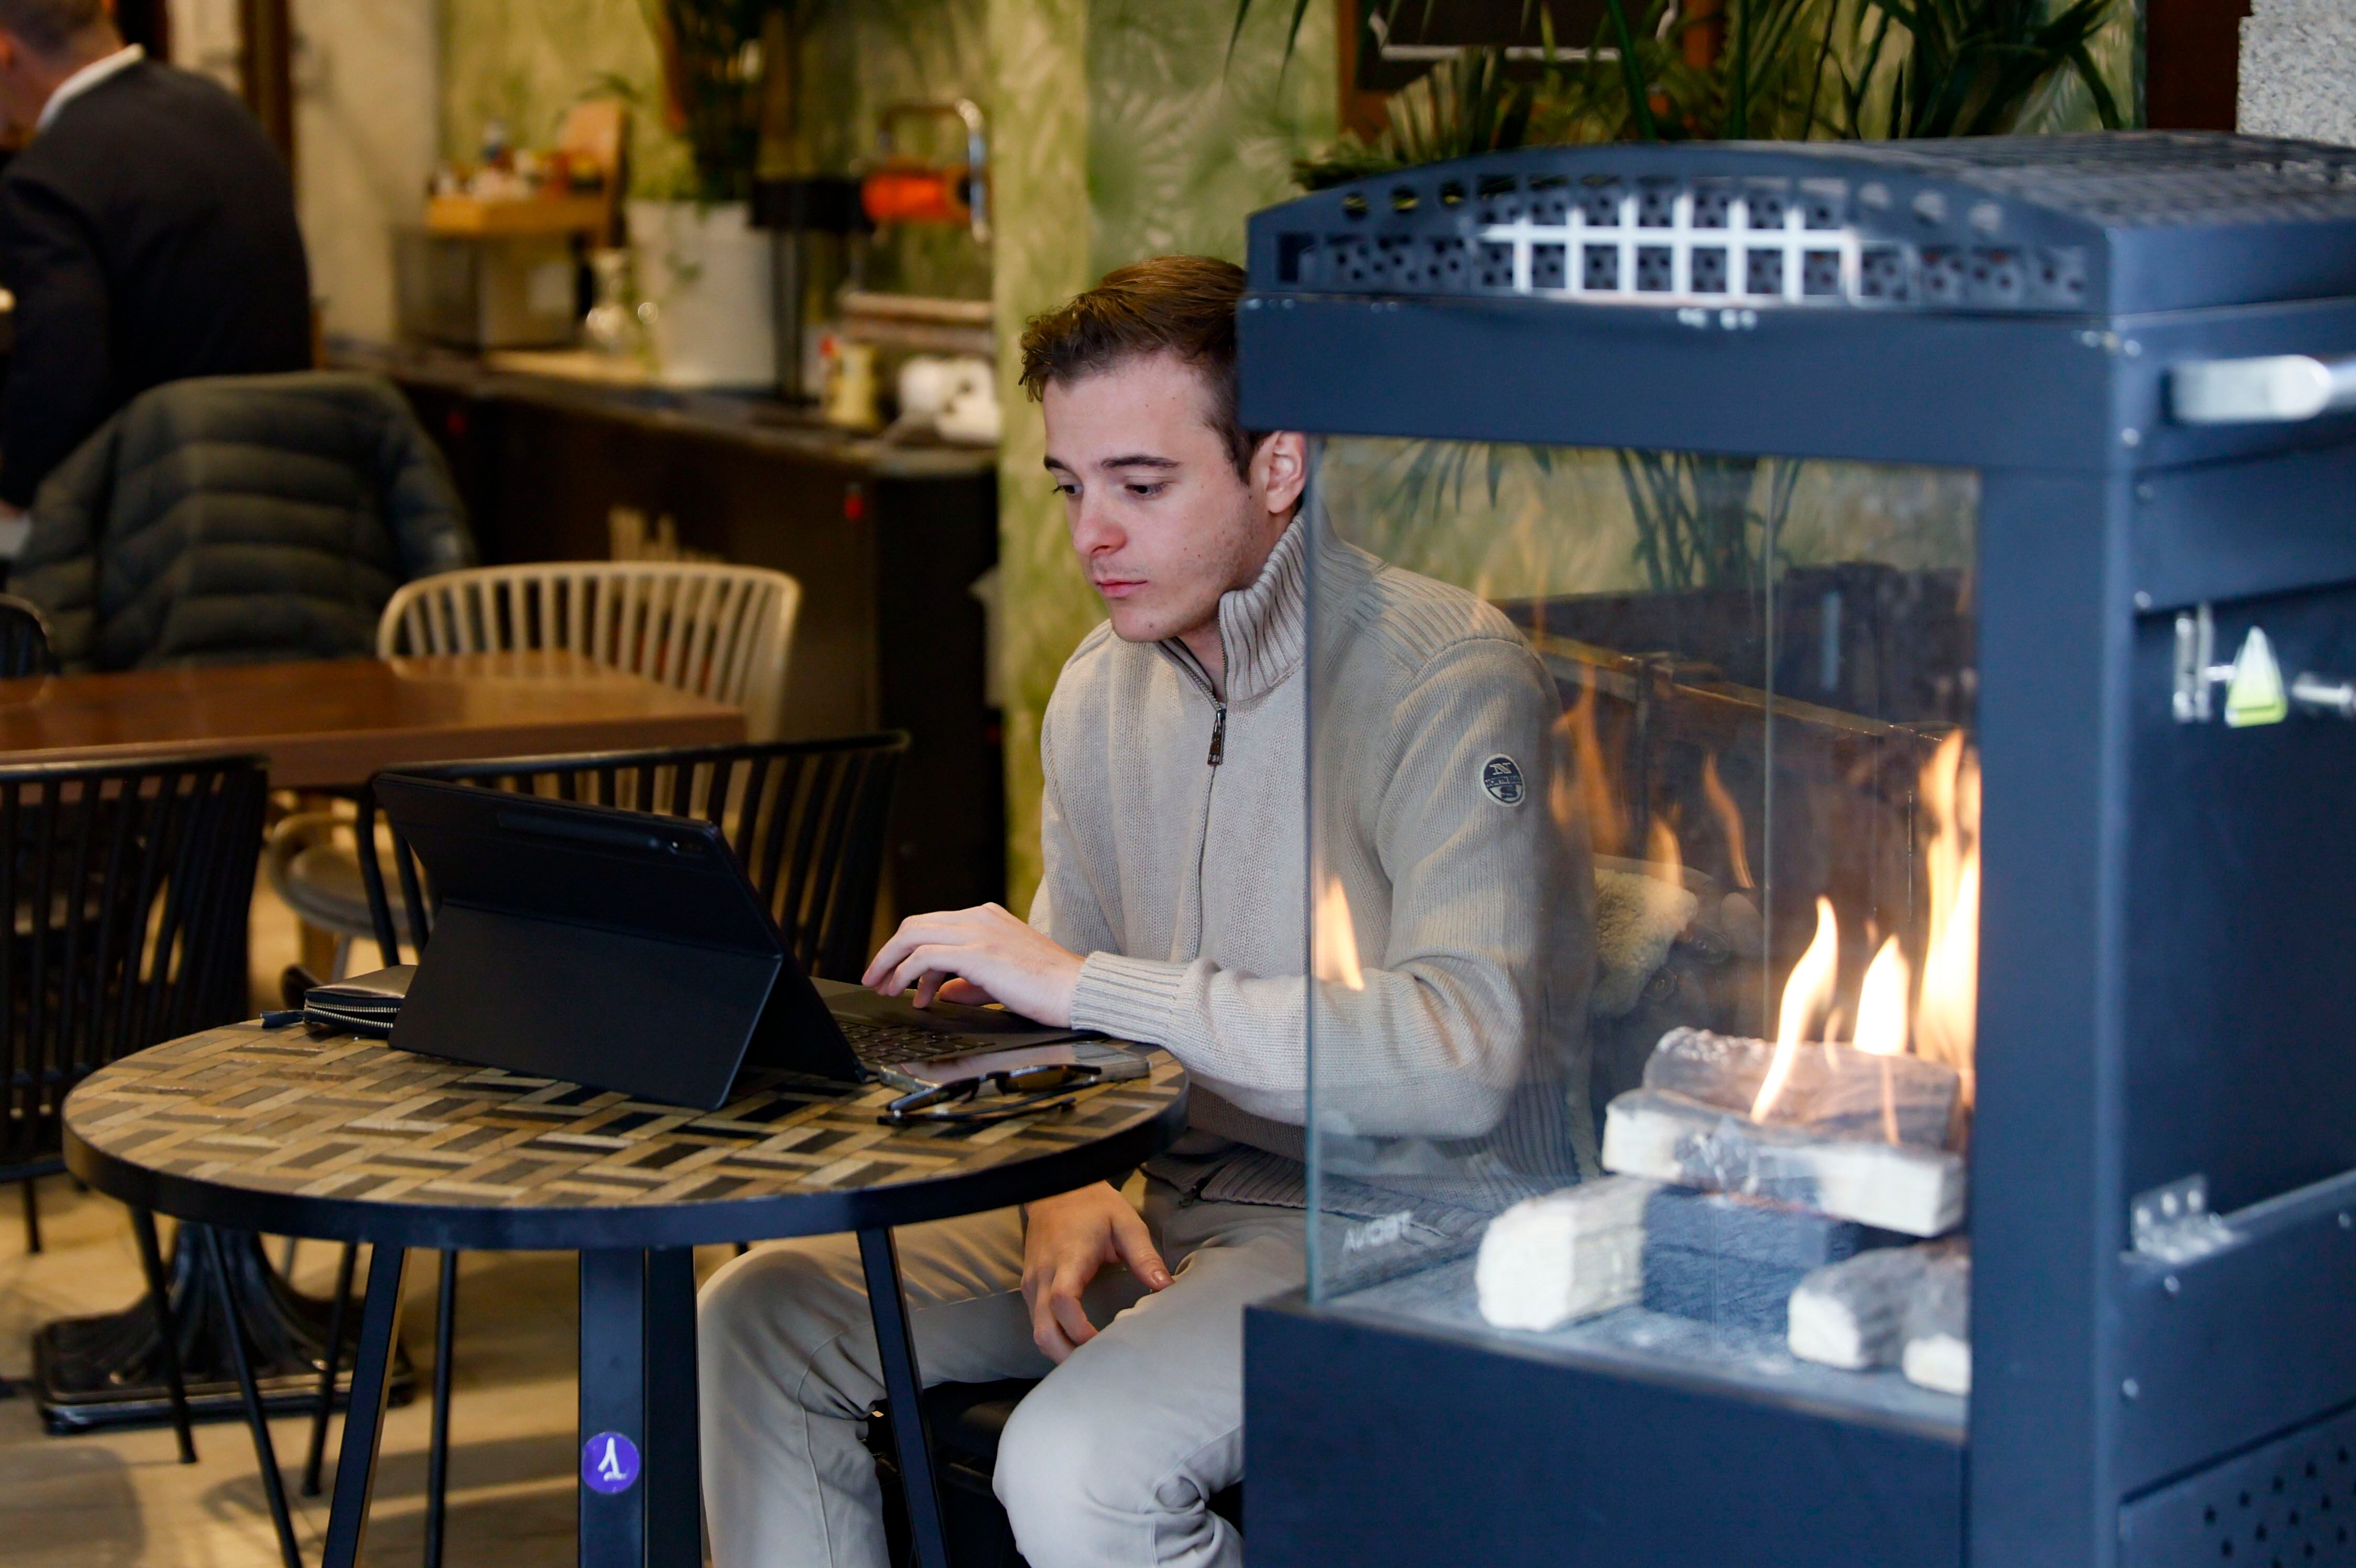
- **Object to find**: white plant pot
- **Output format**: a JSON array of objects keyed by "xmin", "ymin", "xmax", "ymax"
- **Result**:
[{"xmin": 628, "ymin": 199, "xmax": 775, "ymax": 389}]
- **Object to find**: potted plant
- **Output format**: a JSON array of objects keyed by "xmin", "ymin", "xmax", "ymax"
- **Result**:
[{"xmin": 628, "ymin": 0, "xmax": 788, "ymax": 387}]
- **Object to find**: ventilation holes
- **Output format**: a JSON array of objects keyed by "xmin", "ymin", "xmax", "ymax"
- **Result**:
[
  {"xmin": 1747, "ymin": 188, "xmax": 1788, "ymax": 228},
  {"xmin": 1920, "ymin": 248, "xmax": 1966, "ymax": 301},
  {"xmin": 1583, "ymin": 245, "xmax": 1619, "ymax": 290},
  {"xmin": 1532, "ymin": 243, "xmax": 1566, "ymax": 289},
  {"xmin": 1860, "ymin": 246, "xmax": 1910, "ymax": 301},
  {"xmin": 1969, "ymin": 248, "xmax": 2024, "ymax": 303},
  {"xmin": 1529, "ymin": 174, "xmax": 1570, "ymax": 226},
  {"xmin": 1340, "ymin": 191, "xmax": 1368, "ymax": 220},
  {"xmin": 1690, "ymin": 247, "xmax": 1728, "ymax": 292},
  {"xmin": 1438, "ymin": 180, "xmax": 1466, "ymax": 208},
  {"xmin": 1578, "ymin": 178, "xmax": 1622, "ymax": 226},
  {"xmin": 1478, "ymin": 241, "xmax": 1514, "ymax": 288},
  {"xmin": 1802, "ymin": 250, "xmax": 1843, "ymax": 297},
  {"xmin": 1638, "ymin": 181, "xmax": 1678, "ymax": 227},
  {"xmin": 1637, "ymin": 246, "xmax": 1674, "ymax": 291},
  {"xmin": 1746, "ymin": 251, "xmax": 1784, "ymax": 295},
  {"xmin": 1390, "ymin": 185, "xmax": 1420, "ymax": 214},
  {"xmin": 1692, "ymin": 183, "xmax": 1733, "ymax": 228}
]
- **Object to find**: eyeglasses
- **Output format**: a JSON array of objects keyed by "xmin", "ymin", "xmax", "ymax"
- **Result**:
[{"xmin": 878, "ymin": 1063, "xmax": 1105, "ymax": 1127}]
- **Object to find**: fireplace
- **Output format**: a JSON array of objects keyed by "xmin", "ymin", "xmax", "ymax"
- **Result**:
[{"xmin": 1239, "ymin": 133, "xmax": 2356, "ymax": 1568}]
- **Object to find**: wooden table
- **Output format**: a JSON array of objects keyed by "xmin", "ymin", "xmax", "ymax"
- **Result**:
[
  {"xmin": 66, "ymin": 1023, "xmax": 1190, "ymax": 1568},
  {"xmin": 0, "ymin": 650, "xmax": 745, "ymax": 785},
  {"xmin": 21, "ymin": 650, "xmax": 749, "ymax": 1456}
]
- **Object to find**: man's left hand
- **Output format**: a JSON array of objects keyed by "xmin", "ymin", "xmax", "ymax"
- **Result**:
[{"xmin": 861, "ymin": 902, "xmax": 1085, "ymax": 1025}]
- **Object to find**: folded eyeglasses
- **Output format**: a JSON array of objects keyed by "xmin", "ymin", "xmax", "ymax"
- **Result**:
[{"xmin": 877, "ymin": 1062, "xmax": 1105, "ymax": 1127}]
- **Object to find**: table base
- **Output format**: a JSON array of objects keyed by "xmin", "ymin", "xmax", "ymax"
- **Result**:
[{"xmin": 32, "ymin": 1224, "xmax": 414, "ymax": 1432}]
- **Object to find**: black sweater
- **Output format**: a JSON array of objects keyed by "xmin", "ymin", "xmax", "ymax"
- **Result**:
[{"xmin": 0, "ymin": 59, "xmax": 312, "ymax": 507}]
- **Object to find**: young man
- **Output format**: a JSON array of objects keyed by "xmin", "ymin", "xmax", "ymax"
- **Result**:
[{"xmin": 699, "ymin": 255, "xmax": 1589, "ymax": 1568}]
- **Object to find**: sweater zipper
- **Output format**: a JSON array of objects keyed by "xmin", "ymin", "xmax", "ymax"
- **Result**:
[{"xmin": 1207, "ymin": 701, "xmax": 1227, "ymax": 766}]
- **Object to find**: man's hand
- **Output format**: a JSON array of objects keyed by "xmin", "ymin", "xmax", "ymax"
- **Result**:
[
  {"xmin": 1020, "ymin": 1182, "xmax": 1172, "ymax": 1363},
  {"xmin": 861, "ymin": 902, "xmax": 1085, "ymax": 1026}
]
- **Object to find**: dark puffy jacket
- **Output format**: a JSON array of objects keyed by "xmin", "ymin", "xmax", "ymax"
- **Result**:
[{"xmin": 12, "ymin": 372, "xmax": 476, "ymax": 670}]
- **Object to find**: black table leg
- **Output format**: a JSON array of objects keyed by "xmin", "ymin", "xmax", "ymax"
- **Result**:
[
  {"xmin": 579, "ymin": 1249, "xmax": 648, "ymax": 1568},
  {"xmin": 424, "ymin": 1250, "xmax": 459, "ymax": 1568},
  {"xmin": 323, "ymin": 1245, "xmax": 409, "ymax": 1568},
  {"xmin": 858, "ymin": 1227, "xmax": 950, "ymax": 1568},
  {"xmin": 128, "ymin": 1208, "xmax": 198, "ymax": 1464},
  {"xmin": 643, "ymin": 1249, "xmax": 700, "ymax": 1568},
  {"xmin": 302, "ymin": 1243, "xmax": 359, "ymax": 1496},
  {"xmin": 577, "ymin": 1249, "xmax": 702, "ymax": 1568},
  {"xmin": 200, "ymin": 1225, "xmax": 306, "ymax": 1568}
]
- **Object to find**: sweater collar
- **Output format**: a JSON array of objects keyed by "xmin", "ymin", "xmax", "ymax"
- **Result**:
[{"xmin": 1159, "ymin": 518, "xmax": 1306, "ymax": 704}]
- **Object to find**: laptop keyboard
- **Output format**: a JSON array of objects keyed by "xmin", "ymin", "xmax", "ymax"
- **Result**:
[{"xmin": 835, "ymin": 1018, "xmax": 990, "ymax": 1070}]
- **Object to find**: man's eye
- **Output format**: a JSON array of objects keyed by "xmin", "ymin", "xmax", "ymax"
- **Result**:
[
  {"xmin": 1054, "ymin": 481, "xmax": 1080, "ymax": 497},
  {"xmin": 1126, "ymin": 482, "xmax": 1167, "ymax": 498}
]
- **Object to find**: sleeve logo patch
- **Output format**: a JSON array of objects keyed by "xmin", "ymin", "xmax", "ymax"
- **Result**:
[{"xmin": 1481, "ymin": 754, "xmax": 1526, "ymax": 806}]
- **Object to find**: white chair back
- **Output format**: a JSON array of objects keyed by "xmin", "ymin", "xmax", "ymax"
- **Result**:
[{"xmin": 378, "ymin": 562, "xmax": 800, "ymax": 741}]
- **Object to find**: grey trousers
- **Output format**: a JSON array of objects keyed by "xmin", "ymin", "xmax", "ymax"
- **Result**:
[{"xmin": 696, "ymin": 1181, "xmax": 1304, "ymax": 1568}]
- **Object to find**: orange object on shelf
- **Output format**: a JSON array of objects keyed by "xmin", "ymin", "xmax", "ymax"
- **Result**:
[{"xmin": 861, "ymin": 165, "xmax": 970, "ymax": 227}]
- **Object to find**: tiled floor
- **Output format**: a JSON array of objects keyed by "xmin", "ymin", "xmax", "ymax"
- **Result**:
[{"xmin": 0, "ymin": 879, "xmax": 733, "ymax": 1566}]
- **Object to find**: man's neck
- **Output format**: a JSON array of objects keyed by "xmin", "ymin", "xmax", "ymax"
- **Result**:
[
  {"xmin": 27, "ymin": 31, "xmax": 127, "ymax": 124},
  {"xmin": 1177, "ymin": 623, "xmax": 1226, "ymax": 696}
]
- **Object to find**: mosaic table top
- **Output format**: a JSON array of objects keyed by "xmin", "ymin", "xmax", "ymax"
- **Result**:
[{"xmin": 63, "ymin": 1022, "xmax": 1189, "ymax": 1250}]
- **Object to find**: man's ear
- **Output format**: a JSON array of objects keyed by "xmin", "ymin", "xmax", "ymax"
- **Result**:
[{"xmin": 1251, "ymin": 431, "xmax": 1308, "ymax": 520}]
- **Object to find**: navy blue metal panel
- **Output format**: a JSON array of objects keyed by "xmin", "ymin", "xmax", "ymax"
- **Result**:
[
  {"xmin": 1968, "ymin": 469, "xmax": 2135, "ymax": 1568},
  {"xmin": 2124, "ymin": 589, "xmax": 2356, "ymax": 1217},
  {"xmin": 1246, "ymin": 1295, "xmax": 1965, "ymax": 1568},
  {"xmin": 1238, "ymin": 293, "xmax": 2111, "ymax": 470},
  {"xmin": 2114, "ymin": 1168, "xmax": 2356, "ymax": 1494},
  {"xmin": 2131, "ymin": 447, "xmax": 2356, "ymax": 611},
  {"xmin": 2118, "ymin": 1397, "xmax": 2356, "ymax": 1568}
]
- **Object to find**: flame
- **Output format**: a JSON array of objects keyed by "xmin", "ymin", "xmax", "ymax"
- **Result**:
[
  {"xmin": 1854, "ymin": 936, "xmax": 1911, "ymax": 1057},
  {"xmin": 1751, "ymin": 896, "xmax": 1840, "ymax": 1120},
  {"xmin": 1315, "ymin": 874, "xmax": 1365, "ymax": 991},
  {"xmin": 1700, "ymin": 753, "xmax": 1753, "ymax": 889},
  {"xmin": 1558, "ymin": 680, "xmax": 1628, "ymax": 857},
  {"xmin": 1645, "ymin": 812, "xmax": 1684, "ymax": 886},
  {"xmin": 1915, "ymin": 733, "xmax": 1980, "ymax": 1104}
]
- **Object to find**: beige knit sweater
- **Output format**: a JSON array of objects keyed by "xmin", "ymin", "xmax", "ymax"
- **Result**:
[{"xmin": 1033, "ymin": 519, "xmax": 1596, "ymax": 1211}]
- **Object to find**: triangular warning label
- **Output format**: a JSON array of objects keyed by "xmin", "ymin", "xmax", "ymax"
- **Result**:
[{"xmin": 2224, "ymin": 626, "xmax": 2288, "ymax": 728}]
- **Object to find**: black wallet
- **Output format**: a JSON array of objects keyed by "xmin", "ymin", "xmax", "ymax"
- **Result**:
[{"xmin": 302, "ymin": 965, "xmax": 413, "ymax": 1037}]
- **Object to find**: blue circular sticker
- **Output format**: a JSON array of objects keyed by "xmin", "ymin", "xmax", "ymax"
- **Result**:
[
  {"xmin": 583, "ymin": 1431, "xmax": 641, "ymax": 1495},
  {"xmin": 1481, "ymin": 754, "xmax": 1526, "ymax": 807}
]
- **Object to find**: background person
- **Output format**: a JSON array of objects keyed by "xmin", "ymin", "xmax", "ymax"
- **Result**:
[{"xmin": 0, "ymin": 0, "xmax": 311, "ymax": 522}]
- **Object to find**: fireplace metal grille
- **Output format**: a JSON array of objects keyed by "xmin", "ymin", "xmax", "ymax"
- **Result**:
[{"xmin": 2122, "ymin": 1404, "xmax": 2356, "ymax": 1568}]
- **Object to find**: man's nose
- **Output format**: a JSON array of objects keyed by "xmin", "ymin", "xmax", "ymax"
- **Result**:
[{"xmin": 1069, "ymin": 494, "xmax": 1125, "ymax": 557}]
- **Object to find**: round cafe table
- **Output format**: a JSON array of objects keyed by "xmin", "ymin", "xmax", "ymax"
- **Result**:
[{"xmin": 62, "ymin": 1020, "xmax": 1189, "ymax": 1568}]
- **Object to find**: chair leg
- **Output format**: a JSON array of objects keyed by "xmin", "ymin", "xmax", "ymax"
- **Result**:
[
  {"xmin": 423, "ymin": 1249, "xmax": 459, "ymax": 1568},
  {"xmin": 129, "ymin": 1208, "xmax": 197, "ymax": 1464},
  {"xmin": 21, "ymin": 1175, "xmax": 39, "ymax": 1255},
  {"xmin": 303, "ymin": 1241, "xmax": 361, "ymax": 1496},
  {"xmin": 199, "ymin": 1224, "xmax": 305, "ymax": 1568}
]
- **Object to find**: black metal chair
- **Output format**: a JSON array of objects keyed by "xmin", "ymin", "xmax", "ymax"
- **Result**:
[
  {"xmin": 0, "ymin": 753, "xmax": 266, "ymax": 1465},
  {"xmin": 0, "ymin": 594, "xmax": 59, "ymax": 679},
  {"xmin": 308, "ymin": 732, "xmax": 908, "ymax": 1561}
]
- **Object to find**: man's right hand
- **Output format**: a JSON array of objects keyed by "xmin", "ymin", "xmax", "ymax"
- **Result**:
[{"xmin": 1020, "ymin": 1181, "xmax": 1172, "ymax": 1363}]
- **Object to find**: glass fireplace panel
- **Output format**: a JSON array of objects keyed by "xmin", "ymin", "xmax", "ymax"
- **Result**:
[{"xmin": 1304, "ymin": 437, "xmax": 1979, "ymax": 1417}]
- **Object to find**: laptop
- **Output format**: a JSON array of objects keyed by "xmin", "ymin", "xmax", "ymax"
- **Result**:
[{"xmin": 371, "ymin": 774, "xmax": 1127, "ymax": 1111}]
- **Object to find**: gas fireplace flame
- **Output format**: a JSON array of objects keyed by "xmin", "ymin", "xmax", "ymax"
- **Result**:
[
  {"xmin": 1915, "ymin": 732, "xmax": 1980, "ymax": 1105},
  {"xmin": 1645, "ymin": 812, "xmax": 1684, "ymax": 886},
  {"xmin": 1315, "ymin": 874, "xmax": 1365, "ymax": 992},
  {"xmin": 1853, "ymin": 936, "xmax": 1912, "ymax": 1057},
  {"xmin": 1701, "ymin": 753, "xmax": 1753, "ymax": 889},
  {"xmin": 1751, "ymin": 896, "xmax": 1839, "ymax": 1120},
  {"xmin": 1557, "ymin": 681, "xmax": 1628, "ymax": 857}
]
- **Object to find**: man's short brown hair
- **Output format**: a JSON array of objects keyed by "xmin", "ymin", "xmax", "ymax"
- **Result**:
[
  {"xmin": 1018, "ymin": 255, "xmax": 1263, "ymax": 477},
  {"xmin": 0, "ymin": 0, "xmax": 106, "ymax": 55}
]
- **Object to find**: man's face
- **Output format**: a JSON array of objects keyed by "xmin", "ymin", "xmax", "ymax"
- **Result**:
[{"xmin": 1043, "ymin": 352, "xmax": 1300, "ymax": 648}]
